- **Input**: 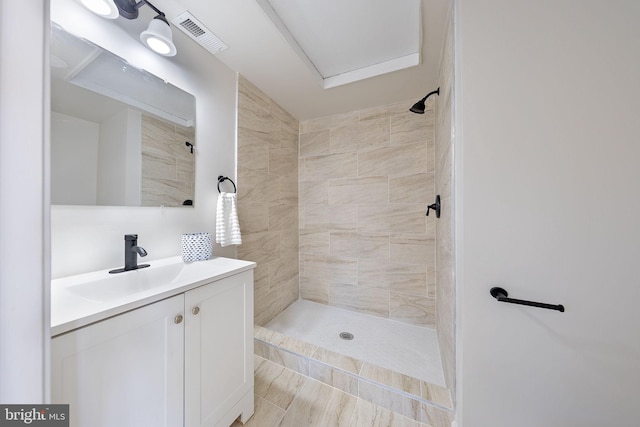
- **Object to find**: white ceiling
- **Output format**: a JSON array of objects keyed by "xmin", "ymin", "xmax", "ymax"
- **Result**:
[
  {"xmin": 110, "ymin": 0, "xmax": 451, "ymax": 120},
  {"xmin": 254, "ymin": 0, "xmax": 421, "ymax": 88}
]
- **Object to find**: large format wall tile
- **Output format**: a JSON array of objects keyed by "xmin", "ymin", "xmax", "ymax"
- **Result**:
[
  {"xmin": 237, "ymin": 75, "xmax": 299, "ymax": 326},
  {"xmin": 141, "ymin": 113, "xmax": 195, "ymax": 206},
  {"xmin": 299, "ymin": 97, "xmax": 436, "ymax": 327},
  {"xmin": 434, "ymin": 11, "xmax": 455, "ymax": 391}
]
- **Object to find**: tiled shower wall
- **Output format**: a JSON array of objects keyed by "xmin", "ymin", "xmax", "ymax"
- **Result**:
[
  {"xmin": 236, "ymin": 76, "xmax": 300, "ymax": 326},
  {"xmin": 435, "ymin": 9, "xmax": 455, "ymax": 390},
  {"xmin": 298, "ymin": 101, "xmax": 436, "ymax": 327},
  {"xmin": 141, "ymin": 113, "xmax": 195, "ymax": 206}
]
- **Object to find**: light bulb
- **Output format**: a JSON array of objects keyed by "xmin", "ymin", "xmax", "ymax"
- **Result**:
[
  {"xmin": 80, "ymin": 0, "xmax": 119, "ymax": 19},
  {"xmin": 145, "ymin": 37, "xmax": 172, "ymax": 55}
]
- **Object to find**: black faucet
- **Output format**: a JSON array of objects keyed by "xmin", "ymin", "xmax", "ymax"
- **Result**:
[{"xmin": 109, "ymin": 234, "xmax": 150, "ymax": 274}]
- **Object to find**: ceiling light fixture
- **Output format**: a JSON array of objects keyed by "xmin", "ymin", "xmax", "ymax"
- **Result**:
[
  {"xmin": 80, "ymin": 0, "xmax": 177, "ymax": 57},
  {"xmin": 410, "ymin": 88, "xmax": 440, "ymax": 114}
]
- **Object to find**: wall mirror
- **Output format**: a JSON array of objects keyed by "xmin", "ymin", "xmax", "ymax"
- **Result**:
[{"xmin": 50, "ymin": 23, "xmax": 196, "ymax": 207}]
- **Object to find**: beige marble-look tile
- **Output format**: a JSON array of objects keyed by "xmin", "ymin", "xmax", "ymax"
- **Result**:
[
  {"xmin": 300, "ymin": 180, "xmax": 329, "ymax": 205},
  {"xmin": 328, "ymin": 176, "xmax": 388, "ymax": 204},
  {"xmin": 237, "ymin": 167, "xmax": 276, "ymax": 203},
  {"xmin": 238, "ymin": 129, "xmax": 269, "ymax": 172},
  {"xmin": 238, "ymin": 201, "xmax": 269, "ymax": 234},
  {"xmin": 252, "ymin": 262, "xmax": 270, "ymax": 297},
  {"xmin": 358, "ymin": 261, "xmax": 427, "ymax": 296},
  {"xmin": 255, "ymin": 359, "xmax": 308, "ymax": 411},
  {"xmin": 269, "ymin": 202, "xmax": 298, "ymax": 232},
  {"xmin": 254, "ymin": 354, "xmax": 269, "ymax": 373},
  {"xmin": 238, "ymin": 104, "xmax": 280, "ymax": 146},
  {"xmin": 303, "ymin": 254, "xmax": 358, "ymax": 285},
  {"xmin": 358, "ymin": 204, "xmax": 426, "ymax": 234},
  {"xmin": 270, "ymin": 148, "xmax": 298, "ymax": 179},
  {"xmin": 300, "ymin": 229, "xmax": 330, "ymax": 255},
  {"xmin": 389, "ymin": 173, "xmax": 435, "ymax": 204},
  {"xmin": 330, "ymin": 117, "xmax": 389, "ymax": 153},
  {"xmin": 141, "ymin": 178, "xmax": 192, "ymax": 207},
  {"xmin": 270, "ymin": 99, "xmax": 298, "ymax": 131},
  {"xmin": 389, "ymin": 111, "xmax": 433, "ymax": 146},
  {"xmin": 255, "ymin": 286, "xmax": 298, "ymax": 327},
  {"xmin": 176, "ymin": 157, "xmax": 194, "ymax": 184},
  {"xmin": 359, "ymin": 363, "xmax": 421, "ymax": 396},
  {"xmin": 141, "ymin": 152, "xmax": 175, "ymax": 180},
  {"xmin": 420, "ymin": 381, "xmax": 453, "ymax": 409},
  {"xmin": 265, "ymin": 345, "xmax": 311, "ymax": 376},
  {"xmin": 329, "ymin": 231, "xmax": 359, "ymax": 258},
  {"xmin": 254, "ymin": 326, "xmax": 287, "ymax": 346},
  {"xmin": 357, "ymin": 232, "xmax": 391, "ymax": 260},
  {"xmin": 255, "ymin": 337, "xmax": 274, "ymax": 360},
  {"xmin": 389, "ymin": 293, "xmax": 435, "ymax": 327},
  {"xmin": 236, "ymin": 231, "xmax": 280, "ymax": 265},
  {"xmin": 299, "ymin": 276, "xmax": 330, "ymax": 304},
  {"xmin": 231, "ymin": 396, "xmax": 285, "ymax": 427},
  {"xmin": 142, "ymin": 114, "xmax": 174, "ymax": 147},
  {"xmin": 311, "ymin": 347, "xmax": 363, "ymax": 375},
  {"xmin": 308, "ymin": 360, "xmax": 359, "ymax": 395},
  {"xmin": 278, "ymin": 336, "xmax": 318, "ymax": 358},
  {"xmin": 357, "ymin": 380, "xmax": 421, "ymax": 422},
  {"xmin": 300, "ymin": 130, "xmax": 331, "ymax": 157},
  {"xmin": 390, "ymin": 234, "xmax": 435, "ymax": 266},
  {"xmin": 427, "ymin": 267, "xmax": 436, "ymax": 298},
  {"xmin": 329, "ymin": 284, "xmax": 389, "ymax": 318},
  {"xmin": 419, "ymin": 402, "xmax": 455, "ymax": 427},
  {"xmin": 330, "ymin": 232, "xmax": 389, "ymax": 261},
  {"xmin": 279, "ymin": 174, "xmax": 299, "ymax": 206},
  {"xmin": 277, "ymin": 379, "xmax": 358, "ymax": 427},
  {"xmin": 304, "ymin": 204, "xmax": 358, "ymax": 231},
  {"xmin": 358, "ymin": 100, "xmax": 411, "ymax": 121},
  {"xmin": 350, "ymin": 398, "xmax": 429, "ymax": 427},
  {"xmin": 239, "ymin": 75, "xmax": 271, "ymax": 112},
  {"xmin": 300, "ymin": 111, "xmax": 360, "ymax": 133},
  {"xmin": 357, "ymin": 143, "xmax": 427, "ymax": 178},
  {"xmin": 303, "ymin": 152, "xmax": 358, "ymax": 181},
  {"xmin": 268, "ymin": 256, "xmax": 299, "ymax": 291},
  {"xmin": 280, "ymin": 122, "xmax": 299, "ymax": 156}
]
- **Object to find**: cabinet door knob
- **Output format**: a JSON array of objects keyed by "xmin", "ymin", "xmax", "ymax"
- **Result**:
[
  {"xmin": 174, "ymin": 314, "xmax": 184, "ymax": 324},
  {"xmin": 192, "ymin": 306, "xmax": 200, "ymax": 315}
]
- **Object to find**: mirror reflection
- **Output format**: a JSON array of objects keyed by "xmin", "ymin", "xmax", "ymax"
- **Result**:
[{"xmin": 50, "ymin": 24, "xmax": 196, "ymax": 207}]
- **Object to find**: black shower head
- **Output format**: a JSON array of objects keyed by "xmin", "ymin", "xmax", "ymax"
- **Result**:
[{"xmin": 410, "ymin": 88, "xmax": 440, "ymax": 114}]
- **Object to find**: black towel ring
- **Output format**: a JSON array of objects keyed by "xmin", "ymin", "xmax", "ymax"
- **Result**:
[{"xmin": 217, "ymin": 176, "xmax": 237, "ymax": 194}]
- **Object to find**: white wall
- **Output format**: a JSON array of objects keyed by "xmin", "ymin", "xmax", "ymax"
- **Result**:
[
  {"xmin": 0, "ymin": 0, "xmax": 50, "ymax": 402},
  {"xmin": 51, "ymin": 112, "xmax": 99, "ymax": 205},
  {"xmin": 50, "ymin": 0, "xmax": 238, "ymax": 278},
  {"xmin": 96, "ymin": 109, "xmax": 140, "ymax": 206},
  {"xmin": 455, "ymin": 0, "xmax": 640, "ymax": 425}
]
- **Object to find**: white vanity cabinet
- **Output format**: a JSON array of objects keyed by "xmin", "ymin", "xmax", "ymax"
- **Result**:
[
  {"xmin": 51, "ymin": 294, "xmax": 185, "ymax": 426},
  {"xmin": 185, "ymin": 270, "xmax": 254, "ymax": 427},
  {"xmin": 51, "ymin": 268, "xmax": 254, "ymax": 427}
]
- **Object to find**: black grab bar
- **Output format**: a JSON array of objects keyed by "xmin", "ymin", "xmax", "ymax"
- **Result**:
[{"xmin": 490, "ymin": 287, "xmax": 565, "ymax": 312}]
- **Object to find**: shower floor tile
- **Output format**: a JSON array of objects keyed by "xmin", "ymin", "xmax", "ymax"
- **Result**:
[{"xmin": 265, "ymin": 299, "xmax": 445, "ymax": 386}]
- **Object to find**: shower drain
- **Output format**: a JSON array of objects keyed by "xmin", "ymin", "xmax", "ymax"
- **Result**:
[{"xmin": 339, "ymin": 332, "xmax": 354, "ymax": 340}]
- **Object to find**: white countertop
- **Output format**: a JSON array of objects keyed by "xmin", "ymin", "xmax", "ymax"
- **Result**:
[{"xmin": 51, "ymin": 256, "xmax": 256, "ymax": 336}]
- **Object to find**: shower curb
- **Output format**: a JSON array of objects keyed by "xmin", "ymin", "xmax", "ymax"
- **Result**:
[{"xmin": 254, "ymin": 325, "xmax": 454, "ymax": 426}]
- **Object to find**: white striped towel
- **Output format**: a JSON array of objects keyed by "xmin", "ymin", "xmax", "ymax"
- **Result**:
[{"xmin": 215, "ymin": 192, "xmax": 242, "ymax": 247}]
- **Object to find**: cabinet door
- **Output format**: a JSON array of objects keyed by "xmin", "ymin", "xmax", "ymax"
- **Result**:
[
  {"xmin": 51, "ymin": 295, "xmax": 185, "ymax": 427},
  {"xmin": 184, "ymin": 270, "xmax": 254, "ymax": 427}
]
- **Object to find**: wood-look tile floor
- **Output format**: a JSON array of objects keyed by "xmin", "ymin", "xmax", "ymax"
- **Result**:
[{"xmin": 231, "ymin": 356, "xmax": 431, "ymax": 427}]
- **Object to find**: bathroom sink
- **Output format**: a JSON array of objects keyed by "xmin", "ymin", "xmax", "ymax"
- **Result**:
[
  {"xmin": 51, "ymin": 255, "xmax": 256, "ymax": 336},
  {"xmin": 67, "ymin": 262, "xmax": 185, "ymax": 302}
]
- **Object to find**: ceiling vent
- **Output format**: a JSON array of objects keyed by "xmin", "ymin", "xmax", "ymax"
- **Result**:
[{"xmin": 171, "ymin": 11, "xmax": 228, "ymax": 55}]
